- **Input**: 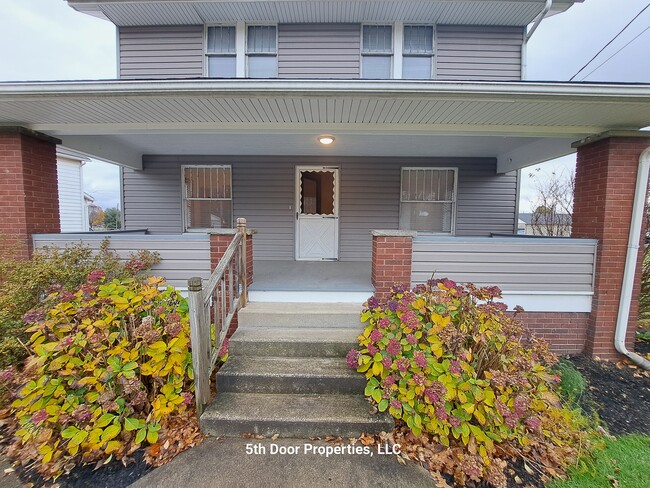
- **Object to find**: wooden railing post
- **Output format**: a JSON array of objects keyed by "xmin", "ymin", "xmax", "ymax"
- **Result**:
[
  {"xmin": 237, "ymin": 217, "xmax": 248, "ymax": 307},
  {"xmin": 188, "ymin": 276, "xmax": 210, "ymax": 417}
]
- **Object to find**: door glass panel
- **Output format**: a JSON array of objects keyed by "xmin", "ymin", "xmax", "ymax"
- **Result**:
[{"xmin": 300, "ymin": 171, "xmax": 335, "ymax": 215}]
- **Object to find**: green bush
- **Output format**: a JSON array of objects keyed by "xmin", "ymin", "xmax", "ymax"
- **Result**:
[
  {"xmin": 0, "ymin": 241, "xmax": 159, "ymax": 370},
  {"xmin": 349, "ymin": 280, "xmax": 590, "ymax": 486},
  {"xmin": 4, "ymin": 273, "xmax": 192, "ymax": 479},
  {"xmin": 553, "ymin": 360, "xmax": 587, "ymax": 408}
]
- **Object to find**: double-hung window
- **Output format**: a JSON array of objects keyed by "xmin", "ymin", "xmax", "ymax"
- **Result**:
[
  {"xmin": 247, "ymin": 25, "xmax": 277, "ymax": 78},
  {"xmin": 362, "ymin": 25, "xmax": 393, "ymax": 79},
  {"xmin": 403, "ymin": 25, "xmax": 434, "ymax": 79},
  {"xmin": 182, "ymin": 166, "xmax": 233, "ymax": 231},
  {"xmin": 206, "ymin": 26, "xmax": 236, "ymax": 78},
  {"xmin": 399, "ymin": 168, "xmax": 457, "ymax": 234}
]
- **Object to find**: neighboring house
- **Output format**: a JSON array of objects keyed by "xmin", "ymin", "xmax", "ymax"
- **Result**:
[
  {"xmin": 56, "ymin": 147, "xmax": 90, "ymax": 232},
  {"xmin": 84, "ymin": 193, "xmax": 103, "ymax": 231},
  {"xmin": 519, "ymin": 212, "xmax": 572, "ymax": 237},
  {"xmin": 2, "ymin": 0, "xmax": 650, "ymax": 368}
]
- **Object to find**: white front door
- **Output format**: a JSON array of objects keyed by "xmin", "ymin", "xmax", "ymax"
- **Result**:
[{"xmin": 295, "ymin": 166, "xmax": 339, "ymax": 261}]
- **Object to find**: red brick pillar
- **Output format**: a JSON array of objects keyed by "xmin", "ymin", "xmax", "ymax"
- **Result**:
[
  {"xmin": 572, "ymin": 133, "xmax": 650, "ymax": 359},
  {"xmin": 208, "ymin": 229, "xmax": 254, "ymax": 336},
  {"xmin": 0, "ymin": 128, "xmax": 61, "ymax": 259},
  {"xmin": 371, "ymin": 230, "xmax": 415, "ymax": 301}
]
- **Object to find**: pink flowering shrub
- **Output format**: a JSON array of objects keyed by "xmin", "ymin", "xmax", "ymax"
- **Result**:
[{"xmin": 350, "ymin": 279, "xmax": 589, "ymax": 486}]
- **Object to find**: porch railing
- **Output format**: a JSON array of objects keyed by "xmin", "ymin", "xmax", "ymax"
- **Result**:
[{"xmin": 188, "ymin": 218, "xmax": 249, "ymax": 416}]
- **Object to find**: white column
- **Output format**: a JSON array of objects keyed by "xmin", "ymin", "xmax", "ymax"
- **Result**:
[
  {"xmin": 236, "ymin": 21, "xmax": 246, "ymax": 78},
  {"xmin": 393, "ymin": 21, "xmax": 403, "ymax": 80}
]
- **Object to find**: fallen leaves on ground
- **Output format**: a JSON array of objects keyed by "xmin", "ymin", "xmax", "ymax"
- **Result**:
[{"xmin": 143, "ymin": 409, "xmax": 204, "ymax": 467}]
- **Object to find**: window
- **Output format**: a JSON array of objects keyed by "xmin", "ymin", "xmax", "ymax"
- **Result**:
[
  {"xmin": 362, "ymin": 25, "xmax": 393, "ymax": 79},
  {"xmin": 403, "ymin": 25, "xmax": 434, "ymax": 79},
  {"xmin": 182, "ymin": 166, "xmax": 233, "ymax": 231},
  {"xmin": 399, "ymin": 168, "xmax": 456, "ymax": 233},
  {"xmin": 247, "ymin": 25, "xmax": 277, "ymax": 78},
  {"xmin": 206, "ymin": 26, "xmax": 236, "ymax": 78}
]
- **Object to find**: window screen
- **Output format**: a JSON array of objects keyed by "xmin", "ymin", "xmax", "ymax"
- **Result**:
[
  {"xmin": 362, "ymin": 25, "xmax": 392, "ymax": 79},
  {"xmin": 403, "ymin": 25, "xmax": 434, "ymax": 80},
  {"xmin": 183, "ymin": 166, "xmax": 233, "ymax": 230},
  {"xmin": 247, "ymin": 25, "xmax": 277, "ymax": 78},
  {"xmin": 399, "ymin": 168, "xmax": 456, "ymax": 233},
  {"xmin": 206, "ymin": 26, "xmax": 236, "ymax": 78}
]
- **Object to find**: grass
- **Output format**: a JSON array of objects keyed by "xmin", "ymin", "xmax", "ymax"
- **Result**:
[{"xmin": 548, "ymin": 435, "xmax": 650, "ymax": 488}]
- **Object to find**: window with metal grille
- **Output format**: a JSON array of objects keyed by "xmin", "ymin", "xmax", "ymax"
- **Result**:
[
  {"xmin": 206, "ymin": 26, "xmax": 236, "ymax": 78},
  {"xmin": 247, "ymin": 25, "xmax": 277, "ymax": 78},
  {"xmin": 399, "ymin": 168, "xmax": 457, "ymax": 233},
  {"xmin": 403, "ymin": 25, "xmax": 434, "ymax": 79},
  {"xmin": 362, "ymin": 25, "xmax": 393, "ymax": 79},
  {"xmin": 182, "ymin": 166, "xmax": 233, "ymax": 230}
]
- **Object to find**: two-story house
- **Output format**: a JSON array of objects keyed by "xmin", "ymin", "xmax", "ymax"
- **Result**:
[{"xmin": 2, "ymin": 1, "xmax": 650, "ymax": 387}]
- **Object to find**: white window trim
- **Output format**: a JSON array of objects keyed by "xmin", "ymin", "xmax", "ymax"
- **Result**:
[
  {"xmin": 402, "ymin": 24, "xmax": 436, "ymax": 80},
  {"xmin": 399, "ymin": 167, "xmax": 458, "ymax": 235},
  {"xmin": 204, "ymin": 24, "xmax": 237, "ymax": 78},
  {"xmin": 361, "ymin": 23, "xmax": 394, "ymax": 79},
  {"xmin": 181, "ymin": 164, "xmax": 234, "ymax": 232},
  {"xmin": 246, "ymin": 23, "xmax": 279, "ymax": 78}
]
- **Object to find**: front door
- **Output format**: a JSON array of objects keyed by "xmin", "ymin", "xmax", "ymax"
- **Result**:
[{"xmin": 295, "ymin": 166, "xmax": 339, "ymax": 260}]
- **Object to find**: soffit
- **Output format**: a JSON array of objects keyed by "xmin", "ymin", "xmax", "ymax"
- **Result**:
[{"xmin": 66, "ymin": 0, "xmax": 578, "ymax": 26}]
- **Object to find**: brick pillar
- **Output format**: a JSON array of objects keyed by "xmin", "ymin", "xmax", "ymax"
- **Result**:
[
  {"xmin": 572, "ymin": 133, "xmax": 650, "ymax": 359},
  {"xmin": 0, "ymin": 127, "xmax": 61, "ymax": 259},
  {"xmin": 371, "ymin": 230, "xmax": 415, "ymax": 301},
  {"xmin": 208, "ymin": 230, "xmax": 254, "ymax": 336}
]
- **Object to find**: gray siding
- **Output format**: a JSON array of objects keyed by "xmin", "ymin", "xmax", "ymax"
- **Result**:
[
  {"xmin": 123, "ymin": 157, "xmax": 517, "ymax": 262},
  {"xmin": 278, "ymin": 24, "xmax": 360, "ymax": 79},
  {"xmin": 32, "ymin": 234, "xmax": 210, "ymax": 289},
  {"xmin": 435, "ymin": 25, "xmax": 523, "ymax": 80},
  {"xmin": 411, "ymin": 237, "xmax": 597, "ymax": 292},
  {"xmin": 119, "ymin": 25, "xmax": 203, "ymax": 79}
]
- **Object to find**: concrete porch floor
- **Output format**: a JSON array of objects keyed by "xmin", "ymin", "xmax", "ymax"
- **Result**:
[{"xmin": 248, "ymin": 261, "xmax": 373, "ymax": 304}]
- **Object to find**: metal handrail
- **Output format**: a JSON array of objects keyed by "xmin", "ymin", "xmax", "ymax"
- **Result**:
[{"xmin": 188, "ymin": 218, "xmax": 248, "ymax": 416}]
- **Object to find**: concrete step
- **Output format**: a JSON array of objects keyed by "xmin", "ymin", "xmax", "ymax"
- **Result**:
[
  {"xmin": 248, "ymin": 290, "xmax": 372, "ymax": 304},
  {"xmin": 238, "ymin": 302, "xmax": 364, "ymax": 329},
  {"xmin": 229, "ymin": 327, "xmax": 360, "ymax": 358},
  {"xmin": 201, "ymin": 392, "xmax": 394, "ymax": 438},
  {"xmin": 217, "ymin": 356, "xmax": 365, "ymax": 394}
]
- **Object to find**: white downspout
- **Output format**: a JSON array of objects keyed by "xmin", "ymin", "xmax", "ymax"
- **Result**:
[
  {"xmin": 521, "ymin": 0, "xmax": 552, "ymax": 79},
  {"xmin": 615, "ymin": 147, "xmax": 650, "ymax": 370}
]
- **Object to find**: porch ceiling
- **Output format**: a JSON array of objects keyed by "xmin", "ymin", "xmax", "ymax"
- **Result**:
[
  {"xmin": 67, "ymin": 0, "xmax": 580, "ymax": 26},
  {"xmin": 1, "ymin": 79, "xmax": 649, "ymax": 171}
]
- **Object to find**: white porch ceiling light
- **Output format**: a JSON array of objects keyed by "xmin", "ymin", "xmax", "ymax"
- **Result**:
[{"xmin": 318, "ymin": 135, "xmax": 335, "ymax": 145}]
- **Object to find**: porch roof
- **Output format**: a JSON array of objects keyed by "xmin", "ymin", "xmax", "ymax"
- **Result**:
[
  {"xmin": 1, "ymin": 79, "xmax": 649, "ymax": 171},
  {"xmin": 67, "ymin": 0, "xmax": 580, "ymax": 26}
]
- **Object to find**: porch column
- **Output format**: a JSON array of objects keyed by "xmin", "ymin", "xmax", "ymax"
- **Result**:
[
  {"xmin": 371, "ymin": 230, "xmax": 416, "ymax": 300},
  {"xmin": 572, "ymin": 132, "xmax": 650, "ymax": 360},
  {"xmin": 0, "ymin": 127, "xmax": 61, "ymax": 259}
]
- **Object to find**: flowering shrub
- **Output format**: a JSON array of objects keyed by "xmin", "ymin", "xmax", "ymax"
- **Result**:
[
  {"xmin": 0, "ymin": 240, "xmax": 159, "ymax": 370},
  {"xmin": 6, "ymin": 272, "xmax": 192, "ymax": 479},
  {"xmin": 350, "ymin": 280, "xmax": 589, "ymax": 486}
]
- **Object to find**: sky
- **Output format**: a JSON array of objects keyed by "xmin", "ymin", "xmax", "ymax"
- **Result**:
[{"xmin": 1, "ymin": 0, "xmax": 649, "ymax": 212}]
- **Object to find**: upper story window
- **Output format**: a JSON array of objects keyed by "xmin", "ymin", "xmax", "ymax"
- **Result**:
[
  {"xmin": 247, "ymin": 25, "xmax": 277, "ymax": 78},
  {"xmin": 399, "ymin": 168, "xmax": 457, "ymax": 234},
  {"xmin": 362, "ymin": 25, "xmax": 393, "ymax": 79},
  {"xmin": 206, "ymin": 26, "xmax": 236, "ymax": 78},
  {"xmin": 403, "ymin": 25, "xmax": 434, "ymax": 79},
  {"xmin": 182, "ymin": 166, "xmax": 233, "ymax": 231}
]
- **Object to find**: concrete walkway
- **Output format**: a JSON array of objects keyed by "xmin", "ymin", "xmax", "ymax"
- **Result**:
[
  {"xmin": 130, "ymin": 438, "xmax": 435, "ymax": 488},
  {"xmin": 0, "ymin": 456, "xmax": 23, "ymax": 488}
]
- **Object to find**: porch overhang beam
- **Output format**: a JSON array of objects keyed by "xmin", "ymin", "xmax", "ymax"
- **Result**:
[
  {"xmin": 496, "ymin": 137, "xmax": 574, "ymax": 173},
  {"xmin": 60, "ymin": 135, "xmax": 143, "ymax": 170}
]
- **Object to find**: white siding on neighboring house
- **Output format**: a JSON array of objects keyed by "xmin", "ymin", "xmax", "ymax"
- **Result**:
[{"xmin": 57, "ymin": 155, "xmax": 87, "ymax": 232}]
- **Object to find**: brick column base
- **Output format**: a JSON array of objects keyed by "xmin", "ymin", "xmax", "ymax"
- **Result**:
[
  {"xmin": 371, "ymin": 231, "xmax": 415, "ymax": 301},
  {"xmin": 572, "ymin": 134, "xmax": 650, "ymax": 360},
  {"xmin": 0, "ymin": 127, "xmax": 61, "ymax": 259},
  {"xmin": 209, "ymin": 231, "xmax": 254, "ymax": 337}
]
